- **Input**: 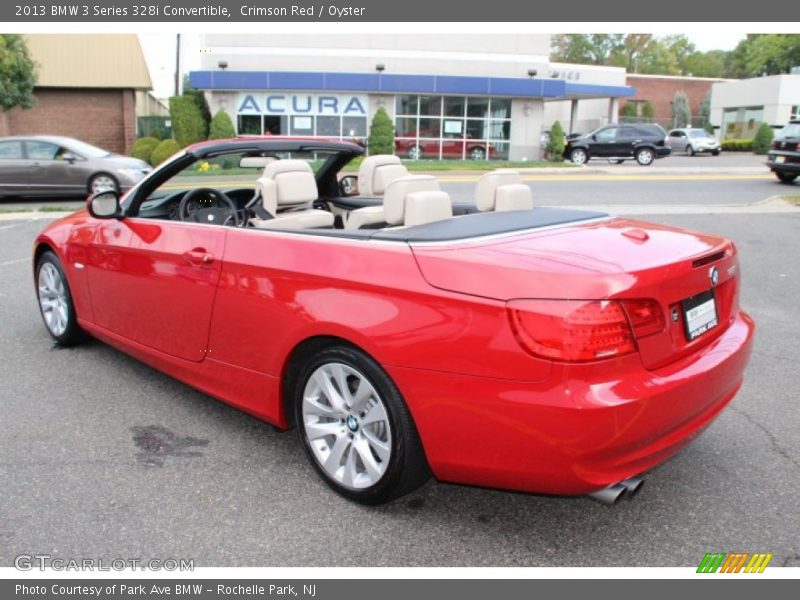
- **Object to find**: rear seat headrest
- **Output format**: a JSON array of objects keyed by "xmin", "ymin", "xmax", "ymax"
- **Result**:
[
  {"xmin": 495, "ymin": 184, "xmax": 533, "ymax": 212},
  {"xmin": 475, "ymin": 169, "xmax": 523, "ymax": 211},
  {"xmin": 404, "ymin": 190, "xmax": 453, "ymax": 227},
  {"xmin": 263, "ymin": 159, "xmax": 314, "ymax": 178},
  {"xmin": 383, "ymin": 175, "xmax": 440, "ymax": 225},
  {"xmin": 357, "ymin": 155, "xmax": 409, "ymax": 196}
]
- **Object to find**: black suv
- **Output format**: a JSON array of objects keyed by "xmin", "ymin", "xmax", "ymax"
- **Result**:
[
  {"xmin": 564, "ymin": 123, "xmax": 671, "ymax": 166},
  {"xmin": 767, "ymin": 121, "xmax": 800, "ymax": 183}
]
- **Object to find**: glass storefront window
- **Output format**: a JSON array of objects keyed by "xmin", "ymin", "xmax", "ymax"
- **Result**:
[
  {"xmin": 394, "ymin": 95, "xmax": 512, "ymax": 160},
  {"xmin": 419, "ymin": 96, "xmax": 441, "ymax": 116},
  {"xmin": 396, "ymin": 95, "xmax": 418, "ymax": 116},
  {"xmin": 290, "ymin": 115, "xmax": 314, "ymax": 135},
  {"xmin": 316, "ymin": 116, "xmax": 340, "ymax": 137},
  {"xmin": 237, "ymin": 115, "xmax": 262, "ymax": 136},
  {"xmin": 342, "ymin": 116, "xmax": 367, "ymax": 138},
  {"xmin": 467, "ymin": 98, "xmax": 490, "ymax": 119}
]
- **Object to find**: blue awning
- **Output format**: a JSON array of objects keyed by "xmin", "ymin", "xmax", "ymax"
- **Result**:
[{"xmin": 189, "ymin": 70, "xmax": 634, "ymax": 99}]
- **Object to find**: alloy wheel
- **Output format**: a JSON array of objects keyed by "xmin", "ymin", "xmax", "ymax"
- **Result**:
[
  {"xmin": 301, "ymin": 362, "xmax": 392, "ymax": 490},
  {"xmin": 38, "ymin": 262, "xmax": 68, "ymax": 336},
  {"xmin": 91, "ymin": 175, "xmax": 117, "ymax": 194}
]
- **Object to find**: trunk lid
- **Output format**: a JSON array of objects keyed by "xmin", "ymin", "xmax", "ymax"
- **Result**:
[{"xmin": 411, "ymin": 217, "xmax": 740, "ymax": 370}]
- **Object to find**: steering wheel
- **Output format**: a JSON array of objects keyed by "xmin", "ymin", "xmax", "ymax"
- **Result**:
[{"xmin": 178, "ymin": 188, "xmax": 241, "ymax": 227}]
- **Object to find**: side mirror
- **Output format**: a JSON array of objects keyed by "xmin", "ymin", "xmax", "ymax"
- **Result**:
[
  {"xmin": 61, "ymin": 152, "xmax": 78, "ymax": 164},
  {"xmin": 87, "ymin": 191, "xmax": 122, "ymax": 219},
  {"xmin": 591, "ymin": 134, "xmax": 597, "ymax": 141},
  {"xmin": 340, "ymin": 175, "xmax": 359, "ymax": 196}
]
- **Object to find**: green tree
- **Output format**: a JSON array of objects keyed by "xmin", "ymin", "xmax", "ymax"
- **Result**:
[
  {"xmin": 182, "ymin": 74, "xmax": 211, "ymax": 130},
  {"xmin": 546, "ymin": 121, "xmax": 565, "ymax": 160},
  {"xmin": 208, "ymin": 109, "xmax": 235, "ymax": 139},
  {"xmin": 551, "ymin": 34, "xmax": 624, "ymax": 65},
  {"xmin": 130, "ymin": 137, "xmax": 160, "ymax": 164},
  {"xmin": 367, "ymin": 107, "xmax": 395, "ymax": 156},
  {"xmin": 642, "ymin": 102, "xmax": 655, "ymax": 120},
  {"xmin": 752, "ymin": 122, "xmax": 774, "ymax": 155},
  {"xmin": 729, "ymin": 34, "xmax": 800, "ymax": 77},
  {"xmin": 150, "ymin": 139, "xmax": 181, "ymax": 166},
  {"xmin": 682, "ymin": 50, "xmax": 728, "ymax": 78},
  {"xmin": 169, "ymin": 96, "xmax": 207, "ymax": 147},
  {"xmin": 699, "ymin": 94, "xmax": 711, "ymax": 127},
  {"xmin": 672, "ymin": 91, "xmax": 691, "ymax": 128},
  {"xmin": 620, "ymin": 102, "xmax": 638, "ymax": 118},
  {"xmin": 0, "ymin": 34, "xmax": 37, "ymax": 111}
]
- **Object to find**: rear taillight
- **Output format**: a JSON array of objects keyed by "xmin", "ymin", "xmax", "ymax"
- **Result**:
[{"xmin": 507, "ymin": 299, "xmax": 665, "ymax": 362}]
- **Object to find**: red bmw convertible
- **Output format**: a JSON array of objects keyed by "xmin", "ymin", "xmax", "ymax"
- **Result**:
[{"xmin": 33, "ymin": 138, "xmax": 754, "ymax": 505}]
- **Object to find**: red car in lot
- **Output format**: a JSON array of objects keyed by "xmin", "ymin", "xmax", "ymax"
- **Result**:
[{"xmin": 33, "ymin": 138, "xmax": 754, "ymax": 505}]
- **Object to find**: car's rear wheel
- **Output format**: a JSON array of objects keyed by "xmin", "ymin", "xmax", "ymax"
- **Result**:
[
  {"xmin": 89, "ymin": 173, "xmax": 119, "ymax": 195},
  {"xmin": 776, "ymin": 172, "xmax": 798, "ymax": 183},
  {"xmin": 469, "ymin": 146, "xmax": 486, "ymax": 160},
  {"xmin": 635, "ymin": 148, "xmax": 655, "ymax": 166},
  {"xmin": 35, "ymin": 251, "xmax": 85, "ymax": 346},
  {"xmin": 569, "ymin": 148, "xmax": 588, "ymax": 165},
  {"xmin": 407, "ymin": 146, "xmax": 422, "ymax": 161},
  {"xmin": 295, "ymin": 345, "xmax": 429, "ymax": 504}
]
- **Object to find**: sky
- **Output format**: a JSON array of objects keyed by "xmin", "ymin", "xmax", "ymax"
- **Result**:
[{"xmin": 138, "ymin": 32, "xmax": 748, "ymax": 100}]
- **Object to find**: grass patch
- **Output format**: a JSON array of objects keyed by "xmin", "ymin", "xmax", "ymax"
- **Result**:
[
  {"xmin": 782, "ymin": 195, "xmax": 800, "ymax": 206},
  {"xmin": 38, "ymin": 205, "xmax": 79, "ymax": 212}
]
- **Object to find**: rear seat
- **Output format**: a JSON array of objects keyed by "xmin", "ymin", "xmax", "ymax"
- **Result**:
[{"xmin": 346, "ymin": 174, "xmax": 440, "ymax": 230}]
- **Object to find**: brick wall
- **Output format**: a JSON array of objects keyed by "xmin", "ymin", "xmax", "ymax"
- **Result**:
[
  {"xmin": 0, "ymin": 88, "xmax": 137, "ymax": 154},
  {"xmin": 624, "ymin": 76, "xmax": 723, "ymax": 124}
]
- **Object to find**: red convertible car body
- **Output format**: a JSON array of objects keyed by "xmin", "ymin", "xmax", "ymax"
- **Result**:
[{"xmin": 33, "ymin": 138, "xmax": 754, "ymax": 504}]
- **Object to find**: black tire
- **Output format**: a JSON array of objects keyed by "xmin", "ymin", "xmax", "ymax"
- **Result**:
[
  {"xmin": 294, "ymin": 344, "xmax": 430, "ymax": 505},
  {"xmin": 88, "ymin": 172, "xmax": 119, "ymax": 195},
  {"xmin": 712, "ymin": 150, "xmax": 721, "ymax": 156},
  {"xmin": 635, "ymin": 147, "xmax": 655, "ymax": 166},
  {"xmin": 687, "ymin": 145, "xmax": 695, "ymax": 156},
  {"xmin": 469, "ymin": 146, "xmax": 486, "ymax": 160},
  {"xmin": 407, "ymin": 146, "xmax": 422, "ymax": 161},
  {"xmin": 35, "ymin": 250, "xmax": 85, "ymax": 346},
  {"xmin": 776, "ymin": 172, "xmax": 798, "ymax": 183},
  {"xmin": 569, "ymin": 148, "xmax": 588, "ymax": 165}
]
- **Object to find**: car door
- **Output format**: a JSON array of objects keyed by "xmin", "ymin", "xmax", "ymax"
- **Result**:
[
  {"xmin": 25, "ymin": 140, "xmax": 86, "ymax": 195},
  {"xmin": 669, "ymin": 130, "xmax": 687, "ymax": 152},
  {"xmin": 0, "ymin": 140, "xmax": 32, "ymax": 196},
  {"xmin": 590, "ymin": 126, "xmax": 619, "ymax": 157},
  {"xmin": 86, "ymin": 217, "xmax": 227, "ymax": 362}
]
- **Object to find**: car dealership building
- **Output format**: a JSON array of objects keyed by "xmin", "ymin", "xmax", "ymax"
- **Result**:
[{"xmin": 189, "ymin": 34, "xmax": 634, "ymax": 160}]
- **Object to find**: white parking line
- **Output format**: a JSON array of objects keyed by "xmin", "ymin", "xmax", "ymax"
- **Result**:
[{"xmin": 0, "ymin": 257, "xmax": 28, "ymax": 267}]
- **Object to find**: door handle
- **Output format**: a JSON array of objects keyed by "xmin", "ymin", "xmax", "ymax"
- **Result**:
[{"xmin": 182, "ymin": 248, "xmax": 214, "ymax": 265}]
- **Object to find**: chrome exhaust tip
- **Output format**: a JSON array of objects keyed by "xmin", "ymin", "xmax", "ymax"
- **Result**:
[
  {"xmin": 619, "ymin": 476, "xmax": 644, "ymax": 497},
  {"xmin": 588, "ymin": 483, "xmax": 627, "ymax": 505}
]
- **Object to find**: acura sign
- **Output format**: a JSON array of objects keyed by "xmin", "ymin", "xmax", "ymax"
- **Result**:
[{"xmin": 237, "ymin": 93, "xmax": 368, "ymax": 116}]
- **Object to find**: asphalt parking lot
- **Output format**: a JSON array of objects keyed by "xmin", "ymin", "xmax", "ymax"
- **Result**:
[{"xmin": 1, "ymin": 174, "xmax": 799, "ymax": 567}]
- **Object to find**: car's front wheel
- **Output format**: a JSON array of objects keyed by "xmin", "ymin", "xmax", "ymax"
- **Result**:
[
  {"xmin": 35, "ymin": 251, "xmax": 85, "ymax": 346},
  {"xmin": 295, "ymin": 345, "xmax": 430, "ymax": 504},
  {"xmin": 469, "ymin": 146, "xmax": 486, "ymax": 160},
  {"xmin": 687, "ymin": 145, "xmax": 696, "ymax": 156},
  {"xmin": 776, "ymin": 172, "xmax": 798, "ymax": 183},
  {"xmin": 569, "ymin": 148, "xmax": 588, "ymax": 165},
  {"xmin": 89, "ymin": 173, "xmax": 119, "ymax": 195},
  {"xmin": 407, "ymin": 146, "xmax": 422, "ymax": 161},
  {"xmin": 635, "ymin": 148, "xmax": 655, "ymax": 166}
]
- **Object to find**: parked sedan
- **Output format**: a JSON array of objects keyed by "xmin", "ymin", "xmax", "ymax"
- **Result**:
[
  {"xmin": 32, "ymin": 138, "xmax": 754, "ymax": 505},
  {"xmin": 0, "ymin": 135, "xmax": 151, "ymax": 199},
  {"xmin": 668, "ymin": 128, "xmax": 721, "ymax": 156}
]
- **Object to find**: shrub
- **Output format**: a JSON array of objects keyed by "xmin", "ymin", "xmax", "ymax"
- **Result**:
[
  {"xmin": 150, "ymin": 128, "xmax": 163, "ymax": 141},
  {"xmin": 169, "ymin": 96, "xmax": 207, "ymax": 148},
  {"xmin": 642, "ymin": 101, "xmax": 655, "ymax": 120},
  {"xmin": 130, "ymin": 137, "xmax": 159, "ymax": 164},
  {"xmin": 208, "ymin": 109, "xmax": 236, "ymax": 140},
  {"xmin": 720, "ymin": 138, "xmax": 753, "ymax": 152},
  {"xmin": 149, "ymin": 139, "xmax": 181, "ymax": 166},
  {"xmin": 752, "ymin": 122, "xmax": 774, "ymax": 155},
  {"xmin": 367, "ymin": 107, "xmax": 395, "ymax": 155},
  {"xmin": 704, "ymin": 122, "xmax": 715, "ymax": 135},
  {"xmin": 672, "ymin": 91, "xmax": 691, "ymax": 128},
  {"xmin": 620, "ymin": 102, "xmax": 638, "ymax": 118},
  {"xmin": 546, "ymin": 121, "xmax": 565, "ymax": 160}
]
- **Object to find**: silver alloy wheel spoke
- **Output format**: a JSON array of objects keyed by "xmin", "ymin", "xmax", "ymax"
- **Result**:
[
  {"xmin": 38, "ymin": 263, "xmax": 69, "ymax": 336},
  {"xmin": 302, "ymin": 361, "xmax": 392, "ymax": 490}
]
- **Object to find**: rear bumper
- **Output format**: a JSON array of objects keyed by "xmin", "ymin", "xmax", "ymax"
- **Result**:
[
  {"xmin": 389, "ymin": 310, "xmax": 754, "ymax": 496},
  {"xmin": 767, "ymin": 153, "xmax": 800, "ymax": 173}
]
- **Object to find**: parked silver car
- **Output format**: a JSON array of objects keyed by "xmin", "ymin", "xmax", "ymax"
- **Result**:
[
  {"xmin": 0, "ymin": 135, "xmax": 151, "ymax": 199},
  {"xmin": 667, "ymin": 128, "xmax": 721, "ymax": 156}
]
